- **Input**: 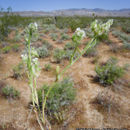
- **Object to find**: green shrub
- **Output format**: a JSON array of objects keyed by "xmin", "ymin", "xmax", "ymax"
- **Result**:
[
  {"xmin": 12, "ymin": 44, "xmax": 20, "ymax": 52},
  {"xmin": 122, "ymin": 26, "xmax": 130, "ymax": 33},
  {"xmin": 105, "ymin": 39, "xmax": 114, "ymax": 45},
  {"xmin": 2, "ymin": 86, "xmax": 20, "ymax": 99},
  {"xmin": 53, "ymin": 48, "xmax": 65, "ymax": 63},
  {"xmin": 109, "ymin": 43, "xmax": 120, "ymax": 53},
  {"xmin": 44, "ymin": 63, "xmax": 51, "ymax": 71},
  {"xmin": 64, "ymin": 42, "xmax": 75, "ymax": 50},
  {"xmin": 60, "ymin": 33, "xmax": 70, "ymax": 40},
  {"xmin": 13, "ymin": 62, "xmax": 24, "ymax": 79},
  {"xmin": 63, "ymin": 28, "xmax": 69, "ymax": 33},
  {"xmin": 0, "ymin": 8, "xmax": 11, "ymax": 41},
  {"xmin": 37, "ymin": 78, "xmax": 76, "ymax": 123},
  {"xmin": 2, "ymin": 46, "xmax": 11, "ymax": 53},
  {"xmin": 112, "ymin": 30, "xmax": 130, "ymax": 42},
  {"xmin": 53, "ymin": 48, "xmax": 79, "ymax": 63},
  {"xmin": 91, "ymin": 56, "xmax": 100, "ymax": 64},
  {"xmin": 44, "ymin": 28, "xmax": 50, "ymax": 34},
  {"xmin": 64, "ymin": 50, "xmax": 79, "ymax": 60},
  {"xmin": 83, "ymin": 47, "xmax": 98, "ymax": 57},
  {"xmin": 42, "ymin": 40, "xmax": 53, "ymax": 50},
  {"xmin": 14, "ymin": 30, "xmax": 21, "ymax": 42},
  {"xmin": 37, "ymin": 45, "xmax": 50, "ymax": 58},
  {"xmin": 56, "ymin": 39, "xmax": 63, "ymax": 44},
  {"xmin": 123, "ymin": 41, "xmax": 130, "ymax": 50},
  {"xmin": 49, "ymin": 33, "xmax": 58, "ymax": 41},
  {"xmin": 95, "ymin": 57, "xmax": 124, "ymax": 86},
  {"xmin": 70, "ymin": 19, "xmax": 81, "ymax": 32},
  {"xmin": 43, "ymin": 24, "xmax": 57, "ymax": 34}
]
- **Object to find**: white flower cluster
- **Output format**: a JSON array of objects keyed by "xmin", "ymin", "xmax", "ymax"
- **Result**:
[
  {"xmin": 28, "ymin": 22, "xmax": 38, "ymax": 32},
  {"xmin": 21, "ymin": 52, "xmax": 40, "ymax": 77},
  {"xmin": 91, "ymin": 19, "xmax": 113, "ymax": 36},
  {"xmin": 25, "ymin": 22, "xmax": 38, "ymax": 42},
  {"xmin": 75, "ymin": 27, "xmax": 86, "ymax": 40},
  {"xmin": 21, "ymin": 54, "xmax": 28, "ymax": 63}
]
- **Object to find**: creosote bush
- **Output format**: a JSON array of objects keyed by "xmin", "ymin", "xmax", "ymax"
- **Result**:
[
  {"xmin": 95, "ymin": 57, "xmax": 124, "ymax": 86},
  {"xmin": 37, "ymin": 78, "xmax": 76, "ymax": 123},
  {"xmin": 2, "ymin": 86, "xmax": 20, "ymax": 99}
]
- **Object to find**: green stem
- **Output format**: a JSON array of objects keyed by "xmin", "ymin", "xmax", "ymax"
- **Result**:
[
  {"xmin": 59, "ymin": 37, "xmax": 96, "ymax": 78},
  {"xmin": 70, "ymin": 46, "xmax": 77, "ymax": 63},
  {"xmin": 42, "ymin": 84, "xmax": 54, "ymax": 124},
  {"xmin": 34, "ymin": 77, "xmax": 39, "ymax": 107}
]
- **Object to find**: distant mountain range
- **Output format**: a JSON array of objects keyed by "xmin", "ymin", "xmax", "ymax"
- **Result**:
[{"xmin": 14, "ymin": 8, "xmax": 130, "ymax": 17}]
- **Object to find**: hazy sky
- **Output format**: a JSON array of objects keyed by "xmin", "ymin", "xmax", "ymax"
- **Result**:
[{"xmin": 0, "ymin": 0, "xmax": 130, "ymax": 11}]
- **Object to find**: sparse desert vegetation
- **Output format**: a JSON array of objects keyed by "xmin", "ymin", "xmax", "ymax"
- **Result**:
[{"xmin": 0, "ymin": 7, "xmax": 130, "ymax": 130}]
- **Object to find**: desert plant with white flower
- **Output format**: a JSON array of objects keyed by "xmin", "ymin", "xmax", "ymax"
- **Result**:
[
  {"xmin": 21, "ymin": 22, "xmax": 46, "ymax": 129},
  {"xmin": 22, "ymin": 22, "xmax": 40, "ymax": 107},
  {"xmin": 91, "ymin": 19, "xmax": 113, "ymax": 39}
]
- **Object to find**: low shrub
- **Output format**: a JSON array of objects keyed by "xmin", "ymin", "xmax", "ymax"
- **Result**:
[
  {"xmin": 42, "ymin": 40, "xmax": 53, "ymax": 50},
  {"xmin": 109, "ymin": 43, "xmax": 120, "ymax": 53},
  {"xmin": 37, "ymin": 45, "xmax": 50, "ymax": 58},
  {"xmin": 64, "ymin": 50, "xmax": 79, "ymax": 60},
  {"xmin": 0, "ymin": 80, "xmax": 6, "ymax": 95},
  {"xmin": 105, "ymin": 39, "xmax": 114, "ymax": 45},
  {"xmin": 43, "ymin": 24, "xmax": 57, "ymax": 34},
  {"xmin": 53, "ymin": 48, "xmax": 80, "ymax": 63},
  {"xmin": 122, "ymin": 26, "xmax": 130, "ymax": 33},
  {"xmin": 94, "ymin": 89, "xmax": 119, "ymax": 112},
  {"xmin": 12, "ymin": 44, "xmax": 20, "ymax": 52},
  {"xmin": 13, "ymin": 62, "xmax": 24, "ymax": 79},
  {"xmin": 2, "ymin": 46, "xmax": 11, "ymax": 53},
  {"xmin": 60, "ymin": 33, "xmax": 70, "ymax": 40},
  {"xmin": 44, "ymin": 63, "xmax": 51, "ymax": 71},
  {"xmin": 2, "ymin": 86, "xmax": 20, "ymax": 99},
  {"xmin": 95, "ymin": 57, "xmax": 124, "ymax": 86},
  {"xmin": 49, "ymin": 33, "xmax": 58, "ymax": 41},
  {"xmin": 64, "ymin": 42, "xmax": 75, "ymax": 50},
  {"xmin": 112, "ymin": 30, "xmax": 130, "ymax": 42},
  {"xmin": 83, "ymin": 47, "xmax": 98, "ymax": 57},
  {"xmin": 63, "ymin": 28, "xmax": 69, "ymax": 33},
  {"xmin": 56, "ymin": 40, "xmax": 63, "ymax": 44},
  {"xmin": 123, "ymin": 41, "xmax": 130, "ymax": 50},
  {"xmin": 14, "ymin": 30, "xmax": 21, "ymax": 42},
  {"xmin": 91, "ymin": 56, "xmax": 100, "ymax": 64},
  {"xmin": 37, "ymin": 78, "xmax": 76, "ymax": 123},
  {"xmin": 53, "ymin": 48, "xmax": 65, "ymax": 63}
]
